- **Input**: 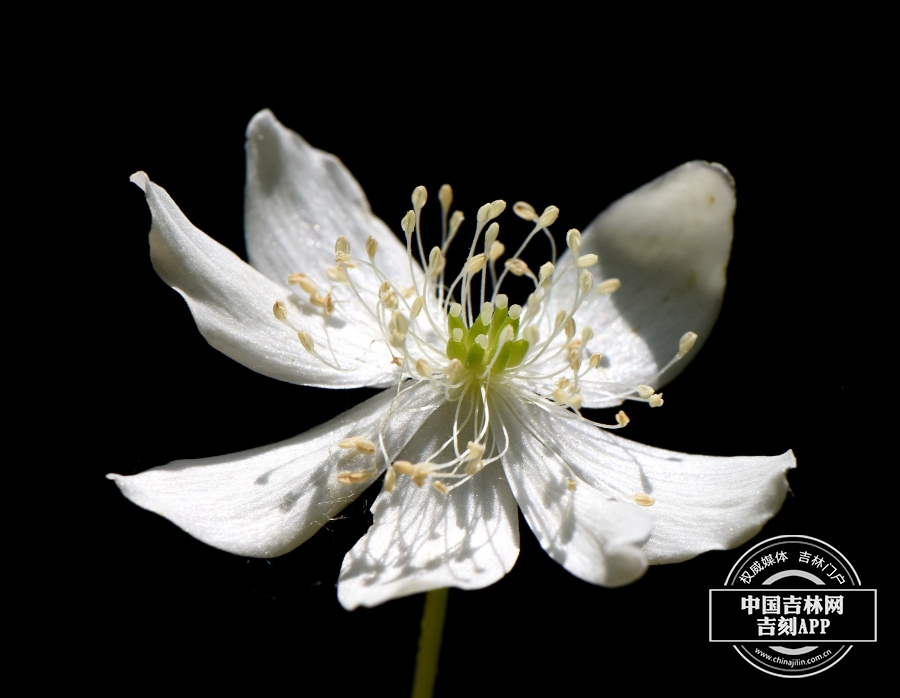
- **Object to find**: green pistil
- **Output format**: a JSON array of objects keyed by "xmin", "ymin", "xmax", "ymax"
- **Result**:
[{"xmin": 446, "ymin": 309, "xmax": 528, "ymax": 375}]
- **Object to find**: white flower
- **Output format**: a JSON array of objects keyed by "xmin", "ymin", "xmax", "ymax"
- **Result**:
[{"xmin": 109, "ymin": 110, "xmax": 794, "ymax": 610}]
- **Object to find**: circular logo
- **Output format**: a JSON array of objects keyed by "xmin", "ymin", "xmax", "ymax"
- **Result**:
[{"xmin": 709, "ymin": 535, "xmax": 876, "ymax": 677}]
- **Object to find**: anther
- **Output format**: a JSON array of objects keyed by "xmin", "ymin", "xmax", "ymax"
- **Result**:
[
  {"xmin": 554, "ymin": 309, "xmax": 567, "ymax": 328},
  {"xmin": 581, "ymin": 326, "xmax": 594, "ymax": 343},
  {"xmin": 466, "ymin": 442, "xmax": 485, "ymax": 461},
  {"xmin": 513, "ymin": 201, "xmax": 537, "ymax": 221},
  {"xmin": 338, "ymin": 437, "xmax": 376, "ymax": 454},
  {"xmin": 393, "ymin": 461, "xmax": 415, "ymax": 476},
  {"xmin": 564, "ymin": 317, "xmax": 576, "ymax": 340},
  {"xmin": 504, "ymin": 259, "xmax": 530, "ymax": 276},
  {"xmin": 489, "ymin": 241, "xmax": 505, "ymax": 261},
  {"xmin": 428, "ymin": 247, "xmax": 442, "ymax": 276},
  {"xmin": 412, "ymin": 185, "xmax": 427, "ymax": 212},
  {"xmin": 334, "ymin": 235, "xmax": 350, "ymax": 256},
  {"xmin": 298, "ymin": 330, "xmax": 315, "ymax": 353},
  {"xmin": 288, "ymin": 273, "xmax": 318, "ymax": 294},
  {"xmin": 412, "ymin": 463, "xmax": 434, "ymax": 487},
  {"xmin": 508, "ymin": 304, "xmax": 522, "ymax": 320},
  {"xmin": 649, "ymin": 393, "xmax": 664, "ymax": 408},
  {"xmin": 489, "ymin": 200, "xmax": 506, "ymax": 220},
  {"xmin": 326, "ymin": 265, "xmax": 349, "ymax": 283},
  {"xmin": 410, "ymin": 296, "xmax": 425, "ymax": 318},
  {"xmin": 567, "ymin": 478, "xmax": 577, "ymax": 492},
  {"xmin": 589, "ymin": 353, "xmax": 601, "ymax": 369},
  {"xmin": 678, "ymin": 331, "xmax": 698, "ymax": 357},
  {"xmin": 273, "ymin": 300, "xmax": 287, "ymax": 320},
  {"xmin": 539, "ymin": 262, "xmax": 554, "ymax": 283},
  {"xmin": 466, "ymin": 254, "xmax": 487, "ymax": 273},
  {"xmin": 383, "ymin": 466, "xmax": 397, "ymax": 493},
  {"xmin": 310, "ymin": 291, "xmax": 335, "ymax": 315},
  {"xmin": 633, "ymin": 493, "xmax": 656, "ymax": 507},
  {"xmin": 495, "ymin": 294, "xmax": 509, "ymax": 309},
  {"xmin": 464, "ymin": 460, "xmax": 484, "ymax": 476},
  {"xmin": 445, "ymin": 358, "xmax": 463, "ymax": 383},
  {"xmin": 557, "ymin": 377, "xmax": 570, "ymax": 390},
  {"xmin": 336, "ymin": 469, "xmax": 375, "ymax": 485},
  {"xmin": 637, "ymin": 385, "xmax": 655, "ymax": 399},
  {"xmin": 439, "ymin": 184, "xmax": 453, "ymax": 213},
  {"xmin": 616, "ymin": 411, "xmax": 630, "ymax": 427},
  {"xmin": 432, "ymin": 481, "xmax": 449, "ymax": 495},
  {"xmin": 595, "ymin": 278, "xmax": 621, "ymax": 295},
  {"xmin": 484, "ymin": 222, "xmax": 500, "ymax": 248},
  {"xmin": 579, "ymin": 269, "xmax": 594, "ymax": 293},
  {"xmin": 566, "ymin": 229, "xmax": 582, "ymax": 255},
  {"xmin": 575, "ymin": 254, "xmax": 599, "ymax": 268},
  {"xmin": 449, "ymin": 210, "xmax": 465, "ymax": 238},
  {"xmin": 538, "ymin": 205, "xmax": 559, "ymax": 227},
  {"xmin": 401, "ymin": 210, "xmax": 416, "ymax": 237},
  {"xmin": 568, "ymin": 349, "xmax": 582, "ymax": 371},
  {"xmin": 366, "ymin": 236, "xmax": 378, "ymax": 260},
  {"xmin": 476, "ymin": 203, "xmax": 491, "ymax": 225},
  {"xmin": 415, "ymin": 358, "xmax": 433, "ymax": 378}
]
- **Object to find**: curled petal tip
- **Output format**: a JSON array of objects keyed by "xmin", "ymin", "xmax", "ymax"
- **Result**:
[{"xmin": 130, "ymin": 171, "xmax": 149, "ymax": 192}]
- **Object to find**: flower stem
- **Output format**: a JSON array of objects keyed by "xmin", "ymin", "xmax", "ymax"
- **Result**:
[{"xmin": 411, "ymin": 588, "xmax": 450, "ymax": 698}]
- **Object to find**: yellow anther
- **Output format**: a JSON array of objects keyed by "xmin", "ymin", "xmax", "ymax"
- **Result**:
[
  {"xmin": 579, "ymin": 269, "xmax": 594, "ymax": 294},
  {"xmin": 389, "ymin": 311, "xmax": 408, "ymax": 336},
  {"xmin": 508, "ymin": 304, "xmax": 522, "ymax": 320},
  {"xmin": 410, "ymin": 295, "xmax": 425, "ymax": 318},
  {"xmin": 564, "ymin": 317, "xmax": 576, "ymax": 340},
  {"xmin": 393, "ymin": 461, "xmax": 415, "ymax": 476},
  {"xmin": 288, "ymin": 273, "xmax": 318, "ymax": 295},
  {"xmin": 489, "ymin": 241, "xmax": 505, "ymax": 261},
  {"xmin": 566, "ymin": 228, "xmax": 582, "ymax": 255},
  {"xmin": 379, "ymin": 282, "xmax": 398, "ymax": 310},
  {"xmin": 466, "ymin": 254, "xmax": 487, "ymax": 273},
  {"xmin": 575, "ymin": 254, "xmax": 599, "ymax": 268},
  {"xmin": 568, "ymin": 349, "xmax": 582, "ymax": 371},
  {"xmin": 489, "ymin": 199, "xmax": 507, "ymax": 219},
  {"xmin": 432, "ymin": 481, "xmax": 449, "ymax": 495},
  {"xmin": 338, "ymin": 437, "xmax": 376, "ymax": 454},
  {"xmin": 504, "ymin": 258, "xmax": 530, "ymax": 276},
  {"xmin": 567, "ymin": 478, "xmax": 577, "ymax": 492},
  {"xmin": 596, "ymin": 278, "xmax": 621, "ymax": 295},
  {"xmin": 616, "ymin": 411, "xmax": 630, "ymax": 427},
  {"xmin": 539, "ymin": 262, "xmax": 554, "ymax": 283},
  {"xmin": 554, "ymin": 309, "xmax": 567, "ymax": 328},
  {"xmin": 401, "ymin": 210, "xmax": 416, "ymax": 237},
  {"xmin": 466, "ymin": 441, "xmax": 485, "ymax": 461},
  {"xmin": 649, "ymin": 393, "xmax": 664, "ymax": 408},
  {"xmin": 383, "ymin": 466, "xmax": 397, "ymax": 493},
  {"xmin": 334, "ymin": 235, "xmax": 350, "ymax": 256},
  {"xmin": 439, "ymin": 184, "xmax": 453, "ymax": 213},
  {"xmin": 310, "ymin": 291, "xmax": 335, "ymax": 315},
  {"xmin": 335, "ymin": 252, "xmax": 351, "ymax": 264},
  {"xmin": 449, "ymin": 210, "xmax": 465, "ymax": 238},
  {"xmin": 476, "ymin": 203, "xmax": 491, "ymax": 225},
  {"xmin": 428, "ymin": 247, "xmax": 443, "ymax": 275},
  {"xmin": 678, "ymin": 331, "xmax": 698, "ymax": 357},
  {"xmin": 556, "ymin": 377, "xmax": 570, "ymax": 390},
  {"xmin": 326, "ymin": 265, "xmax": 349, "ymax": 283},
  {"xmin": 484, "ymin": 222, "xmax": 500, "ymax": 248},
  {"xmin": 412, "ymin": 185, "xmax": 427, "ymax": 212},
  {"xmin": 513, "ymin": 201, "xmax": 537, "ymax": 221},
  {"xmin": 637, "ymin": 385, "xmax": 655, "ymax": 399},
  {"xmin": 365, "ymin": 235, "xmax": 378, "ymax": 260},
  {"xmin": 538, "ymin": 205, "xmax": 559, "ymax": 227},
  {"xmin": 415, "ymin": 358, "xmax": 433, "ymax": 378},
  {"xmin": 336, "ymin": 469, "xmax": 375, "ymax": 485},
  {"xmin": 298, "ymin": 330, "xmax": 315, "ymax": 353},
  {"xmin": 412, "ymin": 463, "xmax": 434, "ymax": 487},
  {"xmin": 273, "ymin": 300, "xmax": 287, "ymax": 320},
  {"xmin": 494, "ymin": 294, "xmax": 509, "ymax": 309},
  {"xmin": 634, "ymin": 493, "xmax": 656, "ymax": 507},
  {"xmin": 581, "ymin": 327, "xmax": 594, "ymax": 343},
  {"xmin": 589, "ymin": 353, "xmax": 601, "ymax": 369}
]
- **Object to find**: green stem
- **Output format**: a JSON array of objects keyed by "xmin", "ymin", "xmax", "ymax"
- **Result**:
[{"xmin": 411, "ymin": 588, "xmax": 450, "ymax": 698}]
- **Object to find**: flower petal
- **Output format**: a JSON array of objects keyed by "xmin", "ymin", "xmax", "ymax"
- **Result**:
[
  {"xmin": 542, "ymin": 161, "xmax": 735, "ymax": 407},
  {"xmin": 107, "ymin": 382, "xmax": 442, "ymax": 558},
  {"xmin": 245, "ymin": 109, "xmax": 415, "ymax": 296},
  {"xmin": 494, "ymin": 393, "xmax": 653, "ymax": 587},
  {"xmin": 134, "ymin": 171, "xmax": 397, "ymax": 388},
  {"xmin": 507, "ymin": 398, "xmax": 795, "ymax": 564},
  {"xmin": 337, "ymin": 401, "xmax": 520, "ymax": 609}
]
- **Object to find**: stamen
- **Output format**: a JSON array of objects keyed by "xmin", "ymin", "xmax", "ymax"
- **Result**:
[
  {"xmin": 428, "ymin": 247, "xmax": 442, "ymax": 276},
  {"xmin": 432, "ymin": 481, "xmax": 449, "ymax": 495},
  {"xmin": 410, "ymin": 296, "xmax": 425, "ymax": 318},
  {"xmin": 466, "ymin": 254, "xmax": 487, "ymax": 273},
  {"xmin": 310, "ymin": 291, "xmax": 335, "ymax": 315},
  {"xmin": 445, "ymin": 358, "xmax": 463, "ymax": 383},
  {"xmin": 439, "ymin": 184, "xmax": 453, "ymax": 213},
  {"xmin": 334, "ymin": 235, "xmax": 350, "ymax": 256},
  {"xmin": 513, "ymin": 201, "xmax": 537, "ymax": 221},
  {"xmin": 448, "ymin": 210, "xmax": 465, "ymax": 240},
  {"xmin": 466, "ymin": 441, "xmax": 485, "ymax": 460},
  {"xmin": 566, "ymin": 228, "xmax": 582, "ymax": 255},
  {"xmin": 633, "ymin": 493, "xmax": 656, "ymax": 507},
  {"xmin": 484, "ymin": 222, "xmax": 500, "ymax": 249},
  {"xmin": 383, "ymin": 466, "xmax": 397, "ymax": 493},
  {"xmin": 637, "ymin": 385, "xmax": 655, "ymax": 399},
  {"xmin": 336, "ymin": 469, "xmax": 375, "ymax": 485},
  {"xmin": 589, "ymin": 353, "xmax": 601, "ymax": 369},
  {"xmin": 489, "ymin": 241, "xmax": 505, "ymax": 261},
  {"xmin": 564, "ymin": 317, "xmax": 576, "ymax": 340},
  {"xmin": 298, "ymin": 330, "xmax": 315, "ymax": 353},
  {"xmin": 616, "ymin": 411, "xmax": 630, "ymax": 427},
  {"xmin": 366, "ymin": 236, "xmax": 378, "ymax": 260},
  {"xmin": 326, "ymin": 266, "xmax": 349, "ymax": 283},
  {"xmin": 415, "ymin": 358, "xmax": 433, "ymax": 378},
  {"xmin": 596, "ymin": 278, "xmax": 621, "ymax": 295},
  {"xmin": 504, "ymin": 259, "xmax": 530, "ymax": 277},
  {"xmin": 488, "ymin": 200, "xmax": 507, "ymax": 220},
  {"xmin": 539, "ymin": 262, "xmax": 554, "ymax": 284},
  {"xmin": 649, "ymin": 393, "xmax": 664, "ymax": 408},
  {"xmin": 538, "ymin": 205, "xmax": 559, "ymax": 227},
  {"xmin": 581, "ymin": 326, "xmax": 594, "ymax": 343},
  {"xmin": 412, "ymin": 185, "xmax": 427, "ymax": 213},
  {"xmin": 393, "ymin": 461, "xmax": 415, "ymax": 476},
  {"xmin": 579, "ymin": 269, "xmax": 594, "ymax": 293},
  {"xmin": 575, "ymin": 254, "xmax": 599, "ymax": 268},
  {"xmin": 567, "ymin": 478, "xmax": 577, "ymax": 492},
  {"xmin": 272, "ymin": 300, "xmax": 287, "ymax": 320},
  {"xmin": 401, "ymin": 210, "xmax": 416, "ymax": 237},
  {"xmin": 338, "ymin": 436, "xmax": 376, "ymax": 454},
  {"xmin": 288, "ymin": 273, "xmax": 318, "ymax": 294},
  {"xmin": 678, "ymin": 331, "xmax": 698, "ymax": 357}
]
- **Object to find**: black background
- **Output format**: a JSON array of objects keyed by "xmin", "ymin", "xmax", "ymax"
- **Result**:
[{"xmin": 65, "ymin": 49, "xmax": 880, "ymax": 692}]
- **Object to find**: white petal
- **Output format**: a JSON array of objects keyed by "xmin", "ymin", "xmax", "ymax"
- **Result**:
[
  {"xmin": 494, "ymin": 393, "xmax": 653, "ymax": 587},
  {"xmin": 509, "ymin": 398, "xmax": 795, "ymax": 564},
  {"xmin": 542, "ymin": 162, "xmax": 735, "ymax": 407},
  {"xmin": 135, "ymin": 171, "xmax": 397, "ymax": 388},
  {"xmin": 245, "ymin": 109, "xmax": 415, "ymax": 296},
  {"xmin": 337, "ymin": 401, "xmax": 520, "ymax": 609},
  {"xmin": 107, "ymin": 382, "xmax": 442, "ymax": 558}
]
